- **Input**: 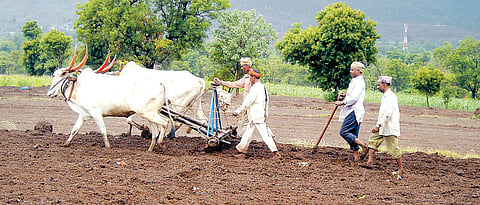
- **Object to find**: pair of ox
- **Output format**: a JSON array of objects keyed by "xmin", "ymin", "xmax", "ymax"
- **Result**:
[{"xmin": 47, "ymin": 48, "xmax": 231, "ymax": 151}]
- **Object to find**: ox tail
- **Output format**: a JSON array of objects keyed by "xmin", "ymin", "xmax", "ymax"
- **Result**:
[{"xmin": 161, "ymin": 83, "xmax": 176, "ymax": 139}]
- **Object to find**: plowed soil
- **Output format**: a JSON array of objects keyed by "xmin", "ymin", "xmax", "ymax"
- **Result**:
[{"xmin": 1, "ymin": 86, "xmax": 479, "ymax": 204}]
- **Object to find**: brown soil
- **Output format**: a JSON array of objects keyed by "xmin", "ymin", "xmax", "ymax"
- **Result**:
[{"xmin": 0, "ymin": 86, "xmax": 479, "ymax": 204}]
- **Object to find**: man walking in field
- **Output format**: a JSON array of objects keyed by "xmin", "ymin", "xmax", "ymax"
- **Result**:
[
  {"xmin": 335, "ymin": 62, "xmax": 368, "ymax": 162},
  {"xmin": 363, "ymin": 76, "xmax": 403, "ymax": 176},
  {"xmin": 214, "ymin": 57, "xmax": 276, "ymax": 139},
  {"xmin": 232, "ymin": 69, "xmax": 281, "ymax": 159}
]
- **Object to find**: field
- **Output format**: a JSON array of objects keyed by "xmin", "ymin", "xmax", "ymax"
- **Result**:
[{"xmin": 1, "ymin": 86, "xmax": 479, "ymax": 204}]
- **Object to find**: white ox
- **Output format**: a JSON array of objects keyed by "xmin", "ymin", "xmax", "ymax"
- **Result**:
[
  {"xmin": 119, "ymin": 61, "xmax": 209, "ymax": 137},
  {"xmin": 47, "ymin": 50, "xmax": 169, "ymax": 151}
]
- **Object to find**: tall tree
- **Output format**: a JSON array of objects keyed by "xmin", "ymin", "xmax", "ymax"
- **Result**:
[
  {"xmin": 41, "ymin": 29, "xmax": 73, "ymax": 74},
  {"xmin": 209, "ymin": 9, "xmax": 277, "ymax": 81},
  {"xmin": 411, "ymin": 65, "xmax": 445, "ymax": 107},
  {"xmin": 21, "ymin": 21, "xmax": 44, "ymax": 76},
  {"xmin": 434, "ymin": 36, "xmax": 480, "ymax": 99},
  {"xmin": 275, "ymin": 2, "xmax": 379, "ymax": 92},
  {"xmin": 75, "ymin": 0, "xmax": 229, "ymax": 68},
  {"xmin": 152, "ymin": 0, "xmax": 230, "ymax": 61}
]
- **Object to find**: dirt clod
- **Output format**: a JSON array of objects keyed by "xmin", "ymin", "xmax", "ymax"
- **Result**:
[{"xmin": 34, "ymin": 121, "xmax": 53, "ymax": 133}]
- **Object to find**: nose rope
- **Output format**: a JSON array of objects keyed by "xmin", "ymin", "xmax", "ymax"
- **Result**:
[{"xmin": 59, "ymin": 76, "xmax": 77, "ymax": 101}]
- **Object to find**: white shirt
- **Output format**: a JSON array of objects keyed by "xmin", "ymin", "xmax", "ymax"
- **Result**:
[
  {"xmin": 235, "ymin": 82, "xmax": 268, "ymax": 123},
  {"xmin": 339, "ymin": 75, "xmax": 365, "ymax": 123},
  {"xmin": 377, "ymin": 88, "xmax": 401, "ymax": 136}
]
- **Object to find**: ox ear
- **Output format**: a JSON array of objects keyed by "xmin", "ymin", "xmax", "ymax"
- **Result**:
[
  {"xmin": 65, "ymin": 48, "xmax": 77, "ymax": 72},
  {"xmin": 70, "ymin": 45, "xmax": 88, "ymax": 72},
  {"xmin": 94, "ymin": 52, "xmax": 110, "ymax": 73},
  {"xmin": 99, "ymin": 55, "xmax": 116, "ymax": 73}
]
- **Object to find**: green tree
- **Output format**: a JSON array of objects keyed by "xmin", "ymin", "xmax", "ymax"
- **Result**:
[
  {"xmin": 21, "ymin": 21, "xmax": 44, "ymax": 76},
  {"xmin": 209, "ymin": 9, "xmax": 277, "ymax": 82},
  {"xmin": 152, "ymin": 0, "xmax": 230, "ymax": 60},
  {"xmin": 22, "ymin": 39, "xmax": 44, "ymax": 75},
  {"xmin": 41, "ymin": 29, "xmax": 73, "ymax": 74},
  {"xmin": 275, "ymin": 2, "xmax": 379, "ymax": 92},
  {"xmin": 0, "ymin": 52, "xmax": 8, "ymax": 74},
  {"xmin": 383, "ymin": 58, "xmax": 415, "ymax": 92},
  {"xmin": 0, "ymin": 40, "xmax": 17, "ymax": 53},
  {"xmin": 75, "ymin": 0, "xmax": 229, "ymax": 68},
  {"xmin": 362, "ymin": 58, "xmax": 385, "ymax": 91},
  {"xmin": 9, "ymin": 50, "xmax": 24, "ymax": 74},
  {"xmin": 76, "ymin": 0, "xmax": 163, "ymax": 68},
  {"xmin": 256, "ymin": 53, "xmax": 312, "ymax": 86},
  {"xmin": 411, "ymin": 65, "xmax": 445, "ymax": 107},
  {"xmin": 21, "ymin": 21, "xmax": 42, "ymax": 40},
  {"xmin": 434, "ymin": 36, "xmax": 480, "ymax": 99}
]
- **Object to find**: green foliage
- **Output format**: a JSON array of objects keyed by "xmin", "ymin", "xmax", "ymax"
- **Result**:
[
  {"xmin": 265, "ymin": 83, "xmax": 325, "ymax": 98},
  {"xmin": 21, "ymin": 21, "xmax": 42, "ymax": 40},
  {"xmin": 21, "ymin": 38, "xmax": 44, "ymax": 76},
  {"xmin": 256, "ymin": 53, "xmax": 313, "ymax": 86},
  {"xmin": 41, "ymin": 29, "xmax": 73, "ymax": 74},
  {"xmin": 0, "ymin": 40, "xmax": 17, "ymax": 53},
  {"xmin": 383, "ymin": 59, "xmax": 416, "ymax": 92},
  {"xmin": 75, "ymin": 0, "xmax": 229, "ymax": 68},
  {"xmin": 21, "ymin": 21, "xmax": 44, "ymax": 76},
  {"xmin": 275, "ymin": 2, "xmax": 380, "ymax": 92},
  {"xmin": 434, "ymin": 36, "xmax": 480, "ymax": 99},
  {"xmin": 441, "ymin": 85, "xmax": 456, "ymax": 109},
  {"xmin": 210, "ymin": 9, "xmax": 277, "ymax": 81},
  {"xmin": 21, "ymin": 21, "xmax": 72, "ymax": 76},
  {"xmin": 152, "ymin": 0, "xmax": 230, "ymax": 60},
  {"xmin": 411, "ymin": 65, "xmax": 445, "ymax": 107},
  {"xmin": 76, "ymin": 0, "xmax": 163, "ymax": 68},
  {"xmin": 323, "ymin": 91, "xmax": 338, "ymax": 102}
]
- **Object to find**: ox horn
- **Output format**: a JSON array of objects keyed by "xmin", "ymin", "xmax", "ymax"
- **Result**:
[
  {"xmin": 100, "ymin": 55, "xmax": 116, "ymax": 73},
  {"xmin": 70, "ymin": 46, "xmax": 88, "ymax": 72},
  {"xmin": 65, "ymin": 48, "xmax": 77, "ymax": 72},
  {"xmin": 119, "ymin": 62, "xmax": 124, "ymax": 72},
  {"xmin": 94, "ymin": 52, "xmax": 111, "ymax": 73}
]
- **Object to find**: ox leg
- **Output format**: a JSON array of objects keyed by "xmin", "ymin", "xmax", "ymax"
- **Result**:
[
  {"xmin": 126, "ymin": 115, "xmax": 134, "ymax": 137},
  {"xmin": 156, "ymin": 125, "xmax": 168, "ymax": 152},
  {"xmin": 63, "ymin": 116, "xmax": 85, "ymax": 147},
  {"xmin": 147, "ymin": 121, "xmax": 160, "ymax": 152},
  {"xmin": 141, "ymin": 114, "xmax": 167, "ymax": 152},
  {"xmin": 127, "ymin": 115, "xmax": 151, "ymax": 138},
  {"xmin": 91, "ymin": 113, "xmax": 111, "ymax": 148}
]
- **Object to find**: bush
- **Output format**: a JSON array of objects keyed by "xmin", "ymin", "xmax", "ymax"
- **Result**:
[{"xmin": 323, "ymin": 91, "xmax": 337, "ymax": 102}]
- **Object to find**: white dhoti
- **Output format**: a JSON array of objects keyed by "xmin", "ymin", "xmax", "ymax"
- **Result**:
[{"xmin": 236, "ymin": 122, "xmax": 278, "ymax": 153}]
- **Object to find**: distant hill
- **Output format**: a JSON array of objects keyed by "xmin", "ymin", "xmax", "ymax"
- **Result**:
[
  {"xmin": 230, "ymin": 0, "xmax": 480, "ymax": 51},
  {"xmin": 1, "ymin": 0, "xmax": 479, "ymax": 52}
]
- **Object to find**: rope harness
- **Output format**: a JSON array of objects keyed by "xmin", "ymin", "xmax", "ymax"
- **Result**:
[{"xmin": 60, "ymin": 76, "xmax": 77, "ymax": 101}]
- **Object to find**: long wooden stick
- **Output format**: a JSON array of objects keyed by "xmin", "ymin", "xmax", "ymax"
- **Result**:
[{"xmin": 312, "ymin": 105, "xmax": 338, "ymax": 151}]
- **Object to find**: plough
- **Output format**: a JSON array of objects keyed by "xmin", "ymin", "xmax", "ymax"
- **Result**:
[{"xmin": 159, "ymin": 83, "xmax": 236, "ymax": 147}]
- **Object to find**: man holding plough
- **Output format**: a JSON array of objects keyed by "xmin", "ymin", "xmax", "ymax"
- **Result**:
[
  {"xmin": 214, "ymin": 57, "xmax": 276, "ymax": 139},
  {"xmin": 334, "ymin": 62, "xmax": 369, "ymax": 162}
]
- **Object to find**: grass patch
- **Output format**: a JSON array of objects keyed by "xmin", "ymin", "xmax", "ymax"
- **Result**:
[
  {"xmin": 0, "ymin": 75, "xmax": 51, "ymax": 87},
  {"xmin": 2, "ymin": 75, "xmax": 479, "ymax": 111},
  {"xmin": 385, "ymin": 146, "xmax": 479, "ymax": 159}
]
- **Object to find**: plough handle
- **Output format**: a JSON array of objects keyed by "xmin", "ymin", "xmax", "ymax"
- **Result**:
[{"xmin": 313, "ymin": 105, "xmax": 338, "ymax": 149}]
